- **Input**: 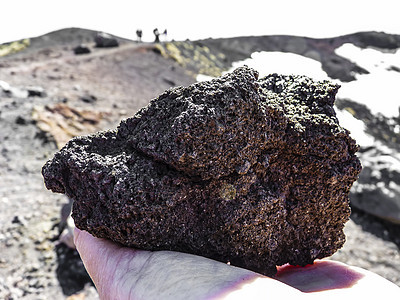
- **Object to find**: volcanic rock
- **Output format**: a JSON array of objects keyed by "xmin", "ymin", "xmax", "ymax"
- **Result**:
[
  {"xmin": 73, "ymin": 45, "xmax": 91, "ymax": 55},
  {"xmin": 26, "ymin": 86, "xmax": 46, "ymax": 97},
  {"xmin": 42, "ymin": 66, "xmax": 361, "ymax": 275},
  {"xmin": 32, "ymin": 103, "xmax": 110, "ymax": 149},
  {"xmin": 94, "ymin": 32, "xmax": 119, "ymax": 48},
  {"xmin": 0, "ymin": 80, "xmax": 29, "ymax": 98},
  {"xmin": 351, "ymin": 149, "xmax": 400, "ymax": 224}
]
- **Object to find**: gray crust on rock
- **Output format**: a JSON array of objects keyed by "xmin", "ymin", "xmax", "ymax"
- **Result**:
[{"xmin": 42, "ymin": 66, "xmax": 361, "ymax": 275}]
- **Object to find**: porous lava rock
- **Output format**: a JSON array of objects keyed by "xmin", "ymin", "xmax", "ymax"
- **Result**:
[{"xmin": 42, "ymin": 66, "xmax": 361, "ymax": 275}]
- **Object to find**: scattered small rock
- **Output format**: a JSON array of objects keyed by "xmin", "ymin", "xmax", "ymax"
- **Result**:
[
  {"xmin": 27, "ymin": 86, "xmax": 46, "ymax": 97},
  {"xmin": 0, "ymin": 80, "xmax": 45, "ymax": 98},
  {"xmin": 11, "ymin": 215, "xmax": 26, "ymax": 226},
  {"xmin": 94, "ymin": 32, "xmax": 119, "ymax": 48},
  {"xmin": 0, "ymin": 80, "xmax": 11, "ymax": 92},
  {"xmin": 32, "ymin": 103, "xmax": 110, "ymax": 148},
  {"xmin": 388, "ymin": 65, "xmax": 400, "ymax": 73},
  {"xmin": 79, "ymin": 93, "xmax": 97, "ymax": 103},
  {"xmin": 163, "ymin": 78, "xmax": 176, "ymax": 86},
  {"xmin": 73, "ymin": 45, "xmax": 91, "ymax": 55},
  {"xmin": 15, "ymin": 116, "xmax": 28, "ymax": 125},
  {"xmin": 351, "ymin": 147, "xmax": 400, "ymax": 224},
  {"xmin": 1, "ymin": 84, "xmax": 28, "ymax": 98}
]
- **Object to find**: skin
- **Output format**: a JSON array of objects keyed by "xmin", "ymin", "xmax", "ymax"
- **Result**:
[{"xmin": 74, "ymin": 228, "xmax": 400, "ymax": 300}]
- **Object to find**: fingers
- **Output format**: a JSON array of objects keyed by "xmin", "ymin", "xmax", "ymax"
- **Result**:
[
  {"xmin": 275, "ymin": 261, "xmax": 364, "ymax": 293},
  {"xmin": 73, "ymin": 228, "xmax": 302, "ymax": 299},
  {"xmin": 74, "ymin": 229, "xmax": 400, "ymax": 299}
]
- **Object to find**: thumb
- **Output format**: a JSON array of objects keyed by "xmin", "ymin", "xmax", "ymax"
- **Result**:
[{"xmin": 73, "ymin": 228, "xmax": 123, "ymax": 297}]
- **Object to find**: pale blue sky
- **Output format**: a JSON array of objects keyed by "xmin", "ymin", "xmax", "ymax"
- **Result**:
[{"xmin": 1, "ymin": 0, "xmax": 399, "ymax": 44}]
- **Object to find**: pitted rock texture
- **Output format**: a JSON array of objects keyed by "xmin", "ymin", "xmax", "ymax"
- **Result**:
[
  {"xmin": 42, "ymin": 66, "xmax": 361, "ymax": 275},
  {"xmin": 123, "ymin": 67, "xmax": 267, "ymax": 180}
]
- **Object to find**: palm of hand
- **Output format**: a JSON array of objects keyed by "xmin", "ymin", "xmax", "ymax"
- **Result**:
[{"xmin": 74, "ymin": 229, "xmax": 399, "ymax": 299}]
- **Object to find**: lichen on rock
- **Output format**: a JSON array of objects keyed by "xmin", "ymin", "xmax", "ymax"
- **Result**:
[
  {"xmin": 154, "ymin": 41, "xmax": 226, "ymax": 77},
  {"xmin": 0, "ymin": 38, "xmax": 30, "ymax": 57},
  {"xmin": 42, "ymin": 66, "xmax": 361, "ymax": 275}
]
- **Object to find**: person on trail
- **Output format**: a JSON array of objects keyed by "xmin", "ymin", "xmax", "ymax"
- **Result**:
[
  {"xmin": 153, "ymin": 28, "xmax": 160, "ymax": 43},
  {"xmin": 162, "ymin": 29, "xmax": 167, "ymax": 41},
  {"xmin": 136, "ymin": 29, "xmax": 142, "ymax": 43}
]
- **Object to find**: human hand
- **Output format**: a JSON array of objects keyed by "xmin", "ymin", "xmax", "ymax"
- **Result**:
[{"xmin": 74, "ymin": 228, "xmax": 400, "ymax": 299}]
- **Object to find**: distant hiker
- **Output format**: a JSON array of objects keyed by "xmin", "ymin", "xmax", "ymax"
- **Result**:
[
  {"xmin": 153, "ymin": 28, "xmax": 160, "ymax": 43},
  {"xmin": 163, "ymin": 29, "xmax": 168, "ymax": 41},
  {"xmin": 136, "ymin": 29, "xmax": 142, "ymax": 43}
]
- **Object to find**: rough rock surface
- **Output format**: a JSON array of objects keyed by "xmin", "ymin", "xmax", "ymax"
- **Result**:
[{"xmin": 42, "ymin": 66, "xmax": 361, "ymax": 275}]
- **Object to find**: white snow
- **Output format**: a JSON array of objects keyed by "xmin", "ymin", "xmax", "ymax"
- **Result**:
[
  {"xmin": 196, "ymin": 46, "xmax": 400, "ymax": 149},
  {"xmin": 228, "ymin": 51, "xmax": 331, "ymax": 81},
  {"xmin": 335, "ymin": 43, "xmax": 400, "ymax": 118},
  {"xmin": 196, "ymin": 52, "xmax": 331, "ymax": 83},
  {"xmin": 196, "ymin": 74, "xmax": 215, "ymax": 82},
  {"xmin": 335, "ymin": 109, "xmax": 375, "ymax": 147},
  {"xmin": 221, "ymin": 45, "xmax": 400, "ymax": 120}
]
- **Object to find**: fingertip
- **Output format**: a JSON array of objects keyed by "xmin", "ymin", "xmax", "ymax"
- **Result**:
[
  {"xmin": 73, "ymin": 227, "xmax": 81, "ymax": 247},
  {"xmin": 72, "ymin": 228, "xmax": 106, "ymax": 290},
  {"xmin": 73, "ymin": 227, "xmax": 92, "ymax": 252},
  {"xmin": 73, "ymin": 227, "xmax": 100, "ymax": 262},
  {"xmin": 73, "ymin": 228, "xmax": 123, "ymax": 263}
]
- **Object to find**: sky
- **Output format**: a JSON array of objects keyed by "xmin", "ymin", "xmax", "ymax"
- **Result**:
[{"xmin": 1, "ymin": 0, "xmax": 399, "ymax": 44}]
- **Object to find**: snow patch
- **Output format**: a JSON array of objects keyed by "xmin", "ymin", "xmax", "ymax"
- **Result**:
[
  {"xmin": 196, "ymin": 74, "xmax": 215, "ymax": 82},
  {"xmin": 228, "ymin": 51, "xmax": 331, "ymax": 81},
  {"xmin": 335, "ymin": 109, "xmax": 375, "ymax": 147},
  {"xmin": 335, "ymin": 43, "xmax": 400, "ymax": 118}
]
